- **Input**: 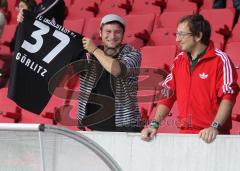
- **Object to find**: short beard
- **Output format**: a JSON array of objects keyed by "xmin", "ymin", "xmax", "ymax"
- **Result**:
[{"xmin": 104, "ymin": 44, "xmax": 122, "ymax": 57}]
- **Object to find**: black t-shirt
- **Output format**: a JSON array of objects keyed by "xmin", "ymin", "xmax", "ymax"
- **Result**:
[
  {"xmin": 8, "ymin": 11, "xmax": 85, "ymax": 114},
  {"xmin": 86, "ymin": 66, "xmax": 116, "ymax": 130}
]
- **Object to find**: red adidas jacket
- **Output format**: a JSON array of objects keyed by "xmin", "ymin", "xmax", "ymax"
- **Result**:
[{"xmin": 159, "ymin": 42, "xmax": 239, "ymax": 131}]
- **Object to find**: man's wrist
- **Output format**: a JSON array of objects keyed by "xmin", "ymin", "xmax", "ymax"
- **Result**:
[
  {"xmin": 149, "ymin": 119, "xmax": 160, "ymax": 129},
  {"xmin": 91, "ymin": 47, "xmax": 98, "ymax": 54},
  {"xmin": 210, "ymin": 121, "xmax": 222, "ymax": 130}
]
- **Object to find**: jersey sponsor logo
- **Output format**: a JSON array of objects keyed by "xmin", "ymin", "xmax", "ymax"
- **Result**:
[{"xmin": 199, "ymin": 72, "xmax": 208, "ymax": 79}]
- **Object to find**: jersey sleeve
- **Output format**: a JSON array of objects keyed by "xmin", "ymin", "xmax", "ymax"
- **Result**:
[{"xmin": 216, "ymin": 53, "xmax": 239, "ymax": 102}]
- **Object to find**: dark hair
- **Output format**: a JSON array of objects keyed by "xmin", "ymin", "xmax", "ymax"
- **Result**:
[
  {"xmin": 178, "ymin": 14, "xmax": 211, "ymax": 46},
  {"xmin": 100, "ymin": 21, "xmax": 125, "ymax": 33},
  {"xmin": 18, "ymin": 0, "xmax": 36, "ymax": 11}
]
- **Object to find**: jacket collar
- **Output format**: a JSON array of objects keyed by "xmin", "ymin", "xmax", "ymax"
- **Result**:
[{"xmin": 182, "ymin": 41, "xmax": 216, "ymax": 61}]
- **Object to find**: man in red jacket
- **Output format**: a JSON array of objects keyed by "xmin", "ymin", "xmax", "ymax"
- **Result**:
[{"xmin": 141, "ymin": 14, "xmax": 239, "ymax": 143}]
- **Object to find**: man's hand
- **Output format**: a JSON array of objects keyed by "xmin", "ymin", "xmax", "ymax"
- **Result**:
[
  {"xmin": 199, "ymin": 127, "xmax": 219, "ymax": 143},
  {"xmin": 141, "ymin": 127, "xmax": 158, "ymax": 142},
  {"xmin": 17, "ymin": 10, "xmax": 24, "ymax": 23},
  {"xmin": 82, "ymin": 37, "xmax": 97, "ymax": 54}
]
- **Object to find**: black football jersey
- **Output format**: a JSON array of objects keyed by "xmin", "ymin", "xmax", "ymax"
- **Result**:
[{"xmin": 8, "ymin": 11, "xmax": 85, "ymax": 114}]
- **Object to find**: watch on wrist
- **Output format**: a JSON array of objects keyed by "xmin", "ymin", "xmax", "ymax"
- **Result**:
[
  {"xmin": 210, "ymin": 121, "xmax": 221, "ymax": 130},
  {"xmin": 150, "ymin": 120, "xmax": 160, "ymax": 129}
]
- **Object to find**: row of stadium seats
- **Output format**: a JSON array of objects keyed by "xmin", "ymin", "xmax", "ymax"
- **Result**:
[
  {"xmin": 0, "ymin": 87, "xmax": 80, "ymax": 130},
  {"xmin": 5, "ymin": 0, "xmax": 236, "ymax": 25},
  {"xmin": 1, "ymin": 43, "xmax": 239, "ymax": 133},
  {"xmin": 1, "ymin": 8, "xmax": 239, "ymax": 55},
  {"xmin": 65, "ymin": 0, "xmax": 236, "ymax": 19}
]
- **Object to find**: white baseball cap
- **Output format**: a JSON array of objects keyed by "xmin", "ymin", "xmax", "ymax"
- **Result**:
[{"xmin": 100, "ymin": 14, "xmax": 125, "ymax": 27}]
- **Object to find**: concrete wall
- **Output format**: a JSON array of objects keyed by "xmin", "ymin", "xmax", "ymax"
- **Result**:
[{"xmin": 82, "ymin": 132, "xmax": 240, "ymax": 171}]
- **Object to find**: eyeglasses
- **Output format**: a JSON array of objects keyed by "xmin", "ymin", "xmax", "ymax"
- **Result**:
[{"xmin": 175, "ymin": 32, "xmax": 193, "ymax": 39}]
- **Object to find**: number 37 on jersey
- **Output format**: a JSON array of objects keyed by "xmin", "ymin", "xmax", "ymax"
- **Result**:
[{"xmin": 21, "ymin": 20, "xmax": 70, "ymax": 64}]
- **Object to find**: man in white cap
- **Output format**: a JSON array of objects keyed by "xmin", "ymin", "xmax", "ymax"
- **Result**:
[{"xmin": 79, "ymin": 14, "xmax": 142, "ymax": 132}]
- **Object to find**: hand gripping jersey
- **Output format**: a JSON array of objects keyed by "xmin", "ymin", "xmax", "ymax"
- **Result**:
[{"xmin": 8, "ymin": 11, "xmax": 85, "ymax": 114}]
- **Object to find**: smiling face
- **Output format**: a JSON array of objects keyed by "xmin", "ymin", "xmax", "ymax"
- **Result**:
[
  {"xmin": 99, "ymin": 22, "xmax": 124, "ymax": 49},
  {"xmin": 176, "ymin": 21, "xmax": 199, "ymax": 53}
]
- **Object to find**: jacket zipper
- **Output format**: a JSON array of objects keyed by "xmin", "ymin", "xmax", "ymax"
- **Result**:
[
  {"xmin": 185, "ymin": 63, "xmax": 192, "ymax": 128},
  {"xmin": 185, "ymin": 58, "xmax": 205, "ymax": 128}
]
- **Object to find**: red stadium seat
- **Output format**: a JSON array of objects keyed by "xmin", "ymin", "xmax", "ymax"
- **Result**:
[
  {"xmin": 123, "ymin": 14, "xmax": 155, "ymax": 49},
  {"xmin": 0, "ymin": 88, "xmax": 57, "ymax": 124},
  {"xmin": 155, "ymin": 11, "xmax": 194, "ymax": 28},
  {"xmin": 231, "ymin": 120, "xmax": 240, "ymax": 134},
  {"xmin": 200, "ymin": 0, "xmax": 216, "ymax": 9},
  {"xmin": 0, "ymin": 88, "xmax": 21, "ymax": 122},
  {"xmin": 97, "ymin": 0, "xmax": 128, "ymax": 17},
  {"xmin": 55, "ymin": 100, "xmax": 79, "ymax": 131},
  {"xmin": 41, "ymin": 84, "xmax": 80, "ymax": 130},
  {"xmin": 225, "ymin": 42, "xmax": 240, "ymax": 69},
  {"xmin": 71, "ymin": 0, "xmax": 101, "ymax": 6},
  {"xmin": 64, "ymin": 19, "xmax": 85, "ymax": 34},
  {"xmin": 6, "ymin": 0, "xmax": 18, "ymax": 24},
  {"xmin": 200, "ymin": 8, "xmax": 235, "ymax": 36},
  {"xmin": 228, "ymin": 22, "xmax": 240, "ymax": 42},
  {"xmin": 137, "ymin": 86, "xmax": 158, "ymax": 123},
  {"xmin": 138, "ymin": 45, "xmax": 176, "ymax": 119},
  {"xmin": 231, "ymin": 95, "xmax": 240, "ymax": 134},
  {"xmin": 201, "ymin": 0, "xmax": 234, "ymax": 10},
  {"xmin": 64, "ymin": 0, "xmax": 73, "ymax": 7},
  {"xmin": 148, "ymin": 27, "xmax": 177, "ymax": 46},
  {"xmin": 40, "ymin": 75, "xmax": 80, "ymax": 126},
  {"xmin": 141, "ymin": 45, "xmax": 177, "ymax": 68},
  {"xmin": 19, "ymin": 110, "xmax": 54, "ymax": 124},
  {"xmin": 224, "ymin": 42, "xmax": 240, "ymax": 87},
  {"xmin": 0, "ymin": 115, "xmax": 15, "ymax": 123},
  {"xmin": 66, "ymin": 0, "xmax": 101, "ymax": 20},
  {"xmin": 51, "ymin": 71, "xmax": 80, "ymax": 130},
  {"xmin": 9, "ymin": 10, "xmax": 18, "ymax": 24},
  {"xmin": 200, "ymin": 8, "xmax": 235, "ymax": 28},
  {"xmin": 7, "ymin": 0, "xmax": 17, "ymax": 12},
  {"xmin": 82, "ymin": 17, "xmax": 102, "ymax": 45},
  {"xmin": 130, "ymin": 0, "xmax": 162, "ymax": 15},
  {"xmin": 214, "ymin": 41, "xmax": 223, "ymax": 50},
  {"xmin": 0, "ymin": 24, "xmax": 17, "ymax": 55},
  {"xmin": 165, "ymin": 0, "xmax": 198, "ymax": 12},
  {"xmin": 211, "ymin": 31, "xmax": 225, "ymax": 46},
  {"xmin": 41, "ymin": 94, "xmax": 65, "ymax": 114},
  {"xmin": 66, "ymin": 7, "xmax": 95, "ymax": 20}
]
